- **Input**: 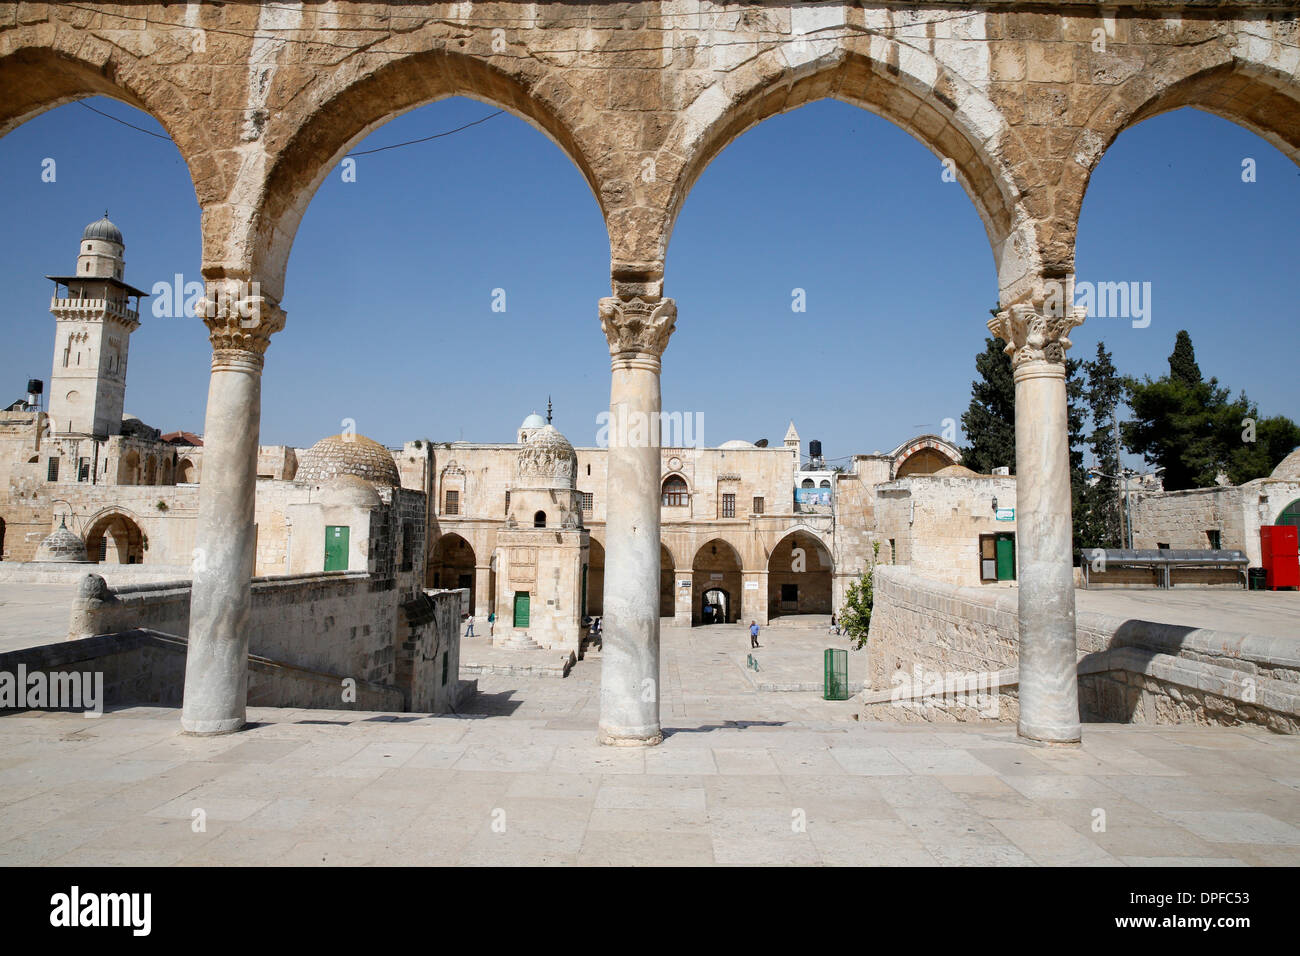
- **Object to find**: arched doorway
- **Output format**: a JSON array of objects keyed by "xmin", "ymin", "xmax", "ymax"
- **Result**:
[
  {"xmin": 177, "ymin": 458, "xmax": 197, "ymax": 483},
  {"xmin": 692, "ymin": 539, "xmax": 742, "ymax": 625},
  {"xmin": 84, "ymin": 512, "xmax": 145, "ymax": 565},
  {"xmin": 660, "ymin": 542, "xmax": 676, "ymax": 618},
  {"xmin": 427, "ymin": 533, "xmax": 476, "ymax": 605},
  {"xmin": 1278, "ymin": 499, "xmax": 1300, "ymax": 527},
  {"xmin": 767, "ymin": 530, "xmax": 832, "ymax": 620},
  {"xmin": 588, "ymin": 537, "xmax": 605, "ymax": 617}
]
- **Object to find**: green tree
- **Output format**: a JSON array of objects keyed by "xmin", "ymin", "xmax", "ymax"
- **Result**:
[
  {"xmin": 841, "ymin": 542, "xmax": 880, "ymax": 651},
  {"xmin": 1125, "ymin": 330, "xmax": 1300, "ymax": 490},
  {"xmin": 1080, "ymin": 341, "xmax": 1123, "ymax": 548},
  {"xmin": 961, "ymin": 308, "xmax": 1017, "ymax": 474},
  {"xmin": 1065, "ymin": 356, "xmax": 1090, "ymax": 555}
]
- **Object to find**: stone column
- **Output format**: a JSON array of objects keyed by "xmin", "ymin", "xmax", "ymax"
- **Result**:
[
  {"xmin": 742, "ymin": 569, "xmax": 768, "ymax": 625},
  {"xmin": 181, "ymin": 283, "xmax": 284, "ymax": 735},
  {"xmin": 597, "ymin": 294, "xmax": 676, "ymax": 746},
  {"xmin": 989, "ymin": 301, "xmax": 1085, "ymax": 745},
  {"xmin": 473, "ymin": 564, "xmax": 492, "ymax": 620},
  {"xmin": 673, "ymin": 568, "xmax": 693, "ymax": 626}
]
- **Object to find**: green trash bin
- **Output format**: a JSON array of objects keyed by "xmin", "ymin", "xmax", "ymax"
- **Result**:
[
  {"xmin": 1248, "ymin": 567, "xmax": 1267, "ymax": 591},
  {"xmin": 823, "ymin": 648, "xmax": 849, "ymax": 701}
]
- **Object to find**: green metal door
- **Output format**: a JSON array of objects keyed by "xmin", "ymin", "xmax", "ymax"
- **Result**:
[
  {"xmin": 512, "ymin": 591, "xmax": 530, "ymax": 628},
  {"xmin": 324, "ymin": 525, "xmax": 349, "ymax": 571},
  {"xmin": 995, "ymin": 534, "xmax": 1016, "ymax": 581}
]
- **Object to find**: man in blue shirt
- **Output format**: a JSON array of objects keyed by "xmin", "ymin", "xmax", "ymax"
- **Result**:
[{"xmin": 749, "ymin": 620, "xmax": 760, "ymax": 648}]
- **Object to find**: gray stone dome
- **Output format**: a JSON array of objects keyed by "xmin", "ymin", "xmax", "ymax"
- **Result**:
[
  {"xmin": 515, "ymin": 424, "xmax": 577, "ymax": 490},
  {"xmin": 82, "ymin": 213, "xmax": 123, "ymax": 245},
  {"xmin": 34, "ymin": 518, "xmax": 90, "ymax": 563},
  {"xmin": 316, "ymin": 473, "xmax": 384, "ymax": 508},
  {"xmin": 520, "ymin": 412, "xmax": 547, "ymax": 430},
  {"xmin": 1270, "ymin": 446, "xmax": 1300, "ymax": 481},
  {"xmin": 296, "ymin": 434, "xmax": 400, "ymax": 488}
]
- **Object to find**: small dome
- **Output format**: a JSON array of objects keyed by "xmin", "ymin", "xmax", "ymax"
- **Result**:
[
  {"xmin": 520, "ymin": 412, "xmax": 547, "ymax": 430},
  {"xmin": 34, "ymin": 519, "xmax": 90, "ymax": 563},
  {"xmin": 296, "ymin": 434, "xmax": 400, "ymax": 488},
  {"xmin": 1270, "ymin": 446, "xmax": 1300, "ymax": 481},
  {"xmin": 82, "ymin": 213, "xmax": 123, "ymax": 246},
  {"xmin": 933, "ymin": 464, "xmax": 980, "ymax": 478},
  {"xmin": 316, "ymin": 474, "xmax": 383, "ymax": 508},
  {"xmin": 719, "ymin": 439, "xmax": 756, "ymax": 449},
  {"xmin": 515, "ymin": 424, "xmax": 577, "ymax": 490}
]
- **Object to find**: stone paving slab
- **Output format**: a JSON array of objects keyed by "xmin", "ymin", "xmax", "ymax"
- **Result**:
[{"xmin": 1, "ymin": 700, "xmax": 1297, "ymax": 866}]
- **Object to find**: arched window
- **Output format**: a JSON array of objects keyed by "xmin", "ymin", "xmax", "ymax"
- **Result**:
[
  {"xmin": 1278, "ymin": 499, "xmax": 1300, "ymax": 528},
  {"xmin": 801, "ymin": 478, "xmax": 815, "ymax": 489},
  {"xmin": 533, "ymin": 510, "xmax": 546, "ymax": 528},
  {"xmin": 662, "ymin": 475, "xmax": 688, "ymax": 507},
  {"xmin": 819, "ymin": 479, "xmax": 831, "ymax": 488}
]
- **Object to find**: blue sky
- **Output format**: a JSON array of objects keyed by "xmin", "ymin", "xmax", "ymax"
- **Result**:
[{"xmin": 1, "ymin": 95, "xmax": 1296, "ymax": 466}]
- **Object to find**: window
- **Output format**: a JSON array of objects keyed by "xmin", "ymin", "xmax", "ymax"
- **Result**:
[
  {"xmin": 780, "ymin": 583, "xmax": 798, "ymax": 602},
  {"xmin": 401, "ymin": 521, "xmax": 415, "ymax": 572},
  {"xmin": 819, "ymin": 479, "xmax": 830, "ymax": 488},
  {"xmin": 444, "ymin": 489, "xmax": 459, "ymax": 515},
  {"xmin": 722, "ymin": 493, "xmax": 735, "ymax": 518},
  {"xmin": 534, "ymin": 510, "xmax": 546, "ymax": 528},
  {"xmin": 801, "ymin": 478, "xmax": 815, "ymax": 489},
  {"xmin": 752, "ymin": 496, "xmax": 764, "ymax": 515},
  {"xmin": 1157, "ymin": 542, "xmax": 1170, "ymax": 550},
  {"xmin": 47, "ymin": 458, "xmax": 59, "ymax": 482},
  {"xmin": 441, "ymin": 652, "xmax": 448, "ymax": 686},
  {"xmin": 889, "ymin": 539, "xmax": 896, "ymax": 564},
  {"xmin": 1207, "ymin": 530, "xmax": 1221, "ymax": 550},
  {"xmin": 78, "ymin": 458, "xmax": 90, "ymax": 482},
  {"xmin": 661, "ymin": 475, "xmax": 688, "ymax": 507},
  {"xmin": 580, "ymin": 492, "xmax": 593, "ymax": 512},
  {"xmin": 504, "ymin": 491, "xmax": 510, "ymax": 514},
  {"xmin": 97, "ymin": 537, "xmax": 107, "ymax": 562}
]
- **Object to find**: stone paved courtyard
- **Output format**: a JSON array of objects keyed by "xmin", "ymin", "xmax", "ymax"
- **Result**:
[{"xmin": 2, "ymin": 623, "xmax": 1298, "ymax": 866}]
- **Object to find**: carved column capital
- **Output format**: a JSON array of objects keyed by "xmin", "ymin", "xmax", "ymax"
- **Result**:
[
  {"xmin": 988, "ymin": 302, "xmax": 1085, "ymax": 375},
  {"xmin": 598, "ymin": 296, "xmax": 676, "ymax": 367},
  {"xmin": 199, "ymin": 279, "xmax": 287, "ymax": 370}
]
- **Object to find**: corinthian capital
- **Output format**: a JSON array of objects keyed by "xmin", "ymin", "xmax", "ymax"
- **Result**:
[
  {"xmin": 598, "ymin": 296, "xmax": 676, "ymax": 359},
  {"xmin": 988, "ymin": 302, "xmax": 1085, "ymax": 369},
  {"xmin": 198, "ymin": 279, "xmax": 287, "ymax": 357}
]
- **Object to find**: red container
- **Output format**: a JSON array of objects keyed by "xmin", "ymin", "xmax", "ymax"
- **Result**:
[{"xmin": 1260, "ymin": 525, "xmax": 1300, "ymax": 589}]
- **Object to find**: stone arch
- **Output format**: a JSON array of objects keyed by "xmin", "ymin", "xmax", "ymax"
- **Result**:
[
  {"xmin": 427, "ymin": 532, "xmax": 476, "ymax": 598},
  {"xmin": 659, "ymin": 541, "xmax": 675, "ymax": 618},
  {"xmin": 661, "ymin": 473, "xmax": 690, "ymax": 507},
  {"xmin": 658, "ymin": 44, "xmax": 1035, "ymax": 291},
  {"xmin": 1052, "ymin": 56, "xmax": 1300, "ymax": 273},
  {"xmin": 144, "ymin": 455, "xmax": 158, "ymax": 486},
  {"xmin": 891, "ymin": 434, "xmax": 962, "ymax": 479},
  {"xmin": 177, "ymin": 458, "xmax": 197, "ymax": 484},
  {"xmin": 767, "ymin": 528, "xmax": 833, "ymax": 619},
  {"xmin": 691, "ymin": 537, "xmax": 744, "ymax": 626},
  {"xmin": 84, "ymin": 510, "xmax": 145, "ymax": 565},
  {"xmin": 587, "ymin": 536, "xmax": 606, "ymax": 618},
  {"xmin": 0, "ymin": 38, "xmax": 216, "ymax": 208},
  {"xmin": 119, "ymin": 450, "xmax": 140, "ymax": 486},
  {"xmin": 249, "ymin": 48, "xmax": 607, "ymax": 300}
]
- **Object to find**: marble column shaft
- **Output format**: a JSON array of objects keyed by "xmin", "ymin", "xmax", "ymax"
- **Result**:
[
  {"xmin": 597, "ymin": 295, "xmax": 675, "ymax": 746},
  {"xmin": 181, "ymin": 286, "xmax": 284, "ymax": 735},
  {"xmin": 990, "ymin": 302, "xmax": 1085, "ymax": 745}
]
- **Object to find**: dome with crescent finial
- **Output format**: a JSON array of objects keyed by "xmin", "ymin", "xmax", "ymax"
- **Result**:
[
  {"xmin": 514, "ymin": 424, "xmax": 577, "ymax": 490},
  {"xmin": 82, "ymin": 212, "xmax": 124, "ymax": 246}
]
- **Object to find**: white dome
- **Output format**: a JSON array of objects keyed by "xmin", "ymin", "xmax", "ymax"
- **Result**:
[
  {"xmin": 520, "ymin": 412, "xmax": 547, "ymax": 429},
  {"xmin": 719, "ymin": 439, "xmax": 756, "ymax": 449}
]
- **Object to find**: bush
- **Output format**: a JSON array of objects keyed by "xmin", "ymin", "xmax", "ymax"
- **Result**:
[{"xmin": 840, "ymin": 541, "xmax": 879, "ymax": 651}]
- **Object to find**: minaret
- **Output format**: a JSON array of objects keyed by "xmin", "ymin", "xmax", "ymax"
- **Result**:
[{"xmin": 46, "ymin": 213, "xmax": 145, "ymax": 437}]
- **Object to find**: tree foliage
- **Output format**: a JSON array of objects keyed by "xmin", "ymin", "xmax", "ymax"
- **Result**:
[{"xmin": 960, "ymin": 311, "xmax": 1017, "ymax": 474}]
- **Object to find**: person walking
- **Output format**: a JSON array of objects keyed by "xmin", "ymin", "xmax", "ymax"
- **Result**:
[
  {"xmin": 487, "ymin": 611, "xmax": 495, "ymax": 639},
  {"xmin": 463, "ymin": 612, "xmax": 476, "ymax": 638},
  {"xmin": 749, "ymin": 620, "xmax": 760, "ymax": 648}
]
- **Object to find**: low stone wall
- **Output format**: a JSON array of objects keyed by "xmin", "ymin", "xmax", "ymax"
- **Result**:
[
  {"xmin": 0, "ymin": 562, "xmax": 193, "ymax": 586},
  {"xmin": 864, "ymin": 566, "xmax": 1299, "ymax": 733},
  {"xmin": 0, "ymin": 629, "xmax": 405, "ymax": 713},
  {"xmin": 67, "ymin": 570, "xmax": 397, "ymax": 686}
]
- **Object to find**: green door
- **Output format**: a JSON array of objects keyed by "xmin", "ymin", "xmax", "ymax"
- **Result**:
[
  {"xmin": 324, "ymin": 525, "xmax": 349, "ymax": 571},
  {"xmin": 512, "ymin": 591, "xmax": 530, "ymax": 628},
  {"xmin": 995, "ymin": 534, "xmax": 1016, "ymax": 581}
]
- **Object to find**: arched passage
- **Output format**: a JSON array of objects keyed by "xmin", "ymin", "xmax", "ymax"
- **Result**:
[
  {"xmin": 588, "ymin": 537, "xmax": 605, "ymax": 618},
  {"xmin": 660, "ymin": 542, "xmax": 676, "ymax": 619},
  {"xmin": 692, "ymin": 539, "xmax": 743, "ymax": 626},
  {"xmin": 84, "ymin": 511, "xmax": 144, "ymax": 565},
  {"xmin": 427, "ymin": 533, "xmax": 476, "ymax": 600},
  {"xmin": 768, "ymin": 530, "xmax": 833, "ymax": 620}
]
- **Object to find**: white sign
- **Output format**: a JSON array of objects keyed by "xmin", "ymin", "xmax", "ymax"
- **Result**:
[
  {"xmin": 744, "ymin": 582, "xmax": 759, "ymax": 590},
  {"xmin": 995, "ymin": 508, "xmax": 1015, "ymax": 522},
  {"xmin": 710, "ymin": 572, "xmax": 723, "ymax": 580},
  {"xmin": 678, "ymin": 580, "xmax": 691, "ymax": 588}
]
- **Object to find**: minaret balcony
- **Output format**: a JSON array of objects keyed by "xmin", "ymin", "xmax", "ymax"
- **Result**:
[{"xmin": 50, "ymin": 296, "xmax": 139, "ymax": 323}]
